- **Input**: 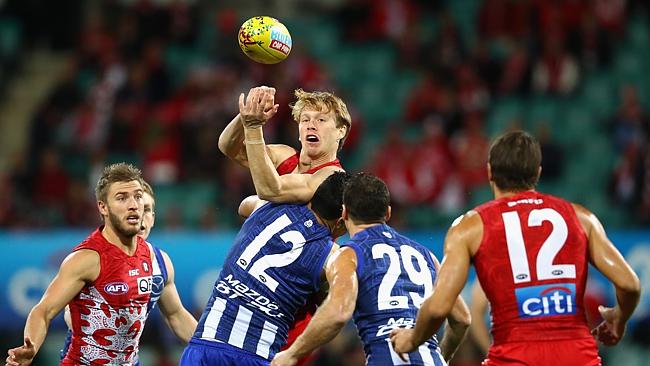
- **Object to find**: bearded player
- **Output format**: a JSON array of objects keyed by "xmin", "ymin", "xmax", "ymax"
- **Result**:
[{"xmin": 6, "ymin": 163, "xmax": 195, "ymax": 366}]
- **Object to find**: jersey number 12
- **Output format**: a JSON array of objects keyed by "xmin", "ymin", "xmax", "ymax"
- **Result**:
[{"xmin": 502, "ymin": 208, "xmax": 576, "ymax": 284}]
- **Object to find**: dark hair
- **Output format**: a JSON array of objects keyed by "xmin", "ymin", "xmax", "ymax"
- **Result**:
[
  {"xmin": 311, "ymin": 172, "xmax": 352, "ymax": 220},
  {"xmin": 343, "ymin": 173, "xmax": 390, "ymax": 224},
  {"xmin": 488, "ymin": 130, "xmax": 541, "ymax": 191},
  {"xmin": 95, "ymin": 163, "xmax": 144, "ymax": 202}
]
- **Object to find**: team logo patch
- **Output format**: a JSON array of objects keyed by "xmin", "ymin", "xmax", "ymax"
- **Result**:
[
  {"xmin": 104, "ymin": 282, "xmax": 129, "ymax": 295},
  {"xmin": 151, "ymin": 275, "xmax": 165, "ymax": 297},
  {"xmin": 137, "ymin": 276, "xmax": 153, "ymax": 295},
  {"xmin": 515, "ymin": 283, "xmax": 576, "ymax": 318}
]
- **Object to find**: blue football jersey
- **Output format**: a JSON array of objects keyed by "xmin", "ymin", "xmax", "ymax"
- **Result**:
[
  {"xmin": 344, "ymin": 224, "xmax": 446, "ymax": 366},
  {"xmin": 193, "ymin": 203, "xmax": 333, "ymax": 360}
]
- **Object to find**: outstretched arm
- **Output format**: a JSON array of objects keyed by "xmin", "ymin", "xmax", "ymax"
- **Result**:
[
  {"xmin": 271, "ymin": 247, "xmax": 358, "ymax": 366},
  {"xmin": 158, "ymin": 251, "xmax": 198, "ymax": 343},
  {"xmin": 575, "ymin": 204, "xmax": 640, "ymax": 346},
  {"xmin": 6, "ymin": 250, "xmax": 99, "ymax": 366}
]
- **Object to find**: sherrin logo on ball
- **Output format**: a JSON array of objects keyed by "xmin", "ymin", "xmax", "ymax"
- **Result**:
[{"xmin": 238, "ymin": 16, "xmax": 292, "ymax": 64}]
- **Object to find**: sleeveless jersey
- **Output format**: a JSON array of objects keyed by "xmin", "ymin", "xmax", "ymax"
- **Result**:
[
  {"xmin": 344, "ymin": 224, "xmax": 445, "ymax": 366},
  {"xmin": 62, "ymin": 228, "xmax": 155, "ymax": 365},
  {"xmin": 474, "ymin": 191, "xmax": 591, "ymax": 345},
  {"xmin": 60, "ymin": 242, "xmax": 168, "ymax": 363},
  {"xmin": 276, "ymin": 151, "xmax": 342, "ymax": 175},
  {"xmin": 145, "ymin": 243, "xmax": 169, "ymax": 314},
  {"xmin": 275, "ymin": 150, "xmax": 342, "ymax": 366},
  {"xmin": 192, "ymin": 203, "xmax": 334, "ymax": 360}
]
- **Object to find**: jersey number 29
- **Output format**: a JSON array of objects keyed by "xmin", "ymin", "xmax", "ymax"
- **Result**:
[{"xmin": 373, "ymin": 244, "xmax": 434, "ymax": 310}]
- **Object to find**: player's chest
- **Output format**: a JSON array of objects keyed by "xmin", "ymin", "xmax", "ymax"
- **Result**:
[{"xmin": 95, "ymin": 254, "xmax": 154, "ymax": 305}]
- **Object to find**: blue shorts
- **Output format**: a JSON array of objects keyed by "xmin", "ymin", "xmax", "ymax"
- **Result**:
[
  {"xmin": 180, "ymin": 339, "xmax": 269, "ymax": 366},
  {"xmin": 365, "ymin": 339, "xmax": 446, "ymax": 366}
]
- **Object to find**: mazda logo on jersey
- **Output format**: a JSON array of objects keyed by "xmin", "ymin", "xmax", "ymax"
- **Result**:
[
  {"xmin": 138, "ymin": 276, "xmax": 153, "ymax": 295},
  {"xmin": 104, "ymin": 282, "xmax": 129, "ymax": 295}
]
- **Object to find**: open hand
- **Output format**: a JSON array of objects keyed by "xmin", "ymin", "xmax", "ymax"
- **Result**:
[{"xmin": 5, "ymin": 337, "xmax": 36, "ymax": 366}]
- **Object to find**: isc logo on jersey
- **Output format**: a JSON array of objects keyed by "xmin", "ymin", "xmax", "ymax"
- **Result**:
[{"xmin": 515, "ymin": 283, "xmax": 576, "ymax": 318}]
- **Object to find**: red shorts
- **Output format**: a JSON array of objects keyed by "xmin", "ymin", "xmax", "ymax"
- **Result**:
[
  {"xmin": 483, "ymin": 338, "xmax": 601, "ymax": 366},
  {"xmin": 281, "ymin": 302, "xmax": 318, "ymax": 366}
]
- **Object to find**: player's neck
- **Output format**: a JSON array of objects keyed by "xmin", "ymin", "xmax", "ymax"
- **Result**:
[
  {"xmin": 347, "ymin": 222, "xmax": 382, "ymax": 238},
  {"xmin": 101, "ymin": 225, "xmax": 138, "ymax": 255},
  {"xmin": 299, "ymin": 150, "xmax": 336, "ymax": 171},
  {"xmin": 493, "ymin": 184, "xmax": 537, "ymax": 200}
]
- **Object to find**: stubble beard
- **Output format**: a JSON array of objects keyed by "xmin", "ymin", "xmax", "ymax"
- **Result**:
[{"xmin": 107, "ymin": 209, "xmax": 140, "ymax": 238}]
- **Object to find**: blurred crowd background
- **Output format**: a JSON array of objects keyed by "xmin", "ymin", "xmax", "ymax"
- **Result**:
[{"xmin": 0, "ymin": 0, "xmax": 649, "ymax": 365}]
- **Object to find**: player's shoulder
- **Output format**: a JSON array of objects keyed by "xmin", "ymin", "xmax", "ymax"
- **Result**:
[
  {"xmin": 447, "ymin": 210, "xmax": 483, "ymax": 241},
  {"xmin": 65, "ymin": 248, "xmax": 101, "ymax": 263},
  {"xmin": 61, "ymin": 249, "xmax": 101, "ymax": 280},
  {"xmin": 569, "ymin": 202, "xmax": 598, "ymax": 234},
  {"xmin": 267, "ymin": 144, "xmax": 297, "ymax": 162}
]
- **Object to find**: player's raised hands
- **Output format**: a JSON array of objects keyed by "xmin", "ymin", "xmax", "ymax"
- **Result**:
[
  {"xmin": 239, "ymin": 86, "xmax": 279, "ymax": 128},
  {"xmin": 389, "ymin": 328, "xmax": 417, "ymax": 362},
  {"xmin": 591, "ymin": 305, "xmax": 626, "ymax": 346},
  {"xmin": 5, "ymin": 337, "xmax": 35, "ymax": 366}
]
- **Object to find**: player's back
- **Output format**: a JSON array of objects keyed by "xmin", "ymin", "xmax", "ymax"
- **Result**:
[
  {"xmin": 474, "ymin": 191, "xmax": 593, "ymax": 344},
  {"xmin": 345, "ymin": 224, "xmax": 446, "ymax": 366},
  {"xmin": 191, "ymin": 202, "xmax": 333, "ymax": 361}
]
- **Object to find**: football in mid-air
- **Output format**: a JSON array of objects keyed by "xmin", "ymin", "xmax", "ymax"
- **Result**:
[{"xmin": 238, "ymin": 16, "xmax": 292, "ymax": 64}]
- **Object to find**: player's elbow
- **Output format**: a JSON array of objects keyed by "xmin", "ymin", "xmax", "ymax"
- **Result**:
[
  {"xmin": 330, "ymin": 311, "xmax": 352, "ymax": 330},
  {"xmin": 451, "ymin": 311, "xmax": 471, "ymax": 330},
  {"xmin": 256, "ymin": 185, "xmax": 287, "ymax": 202},
  {"xmin": 218, "ymin": 135, "xmax": 236, "ymax": 158},
  {"xmin": 447, "ymin": 309, "xmax": 471, "ymax": 333},
  {"xmin": 256, "ymin": 189, "xmax": 280, "ymax": 201},
  {"xmin": 619, "ymin": 272, "xmax": 641, "ymax": 297},
  {"xmin": 29, "ymin": 302, "xmax": 54, "ymax": 324}
]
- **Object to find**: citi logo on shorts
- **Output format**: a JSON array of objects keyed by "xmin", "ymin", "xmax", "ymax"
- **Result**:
[
  {"xmin": 104, "ymin": 282, "xmax": 129, "ymax": 295},
  {"xmin": 515, "ymin": 283, "xmax": 576, "ymax": 318}
]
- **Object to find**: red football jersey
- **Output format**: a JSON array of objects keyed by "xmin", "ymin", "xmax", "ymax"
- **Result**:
[
  {"xmin": 62, "ymin": 228, "xmax": 154, "ymax": 365},
  {"xmin": 276, "ymin": 151, "xmax": 342, "ymax": 175},
  {"xmin": 474, "ymin": 191, "xmax": 592, "ymax": 345}
]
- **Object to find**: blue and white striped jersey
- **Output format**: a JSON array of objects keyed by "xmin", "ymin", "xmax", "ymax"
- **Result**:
[
  {"xmin": 344, "ymin": 224, "xmax": 446, "ymax": 366},
  {"xmin": 193, "ymin": 202, "xmax": 333, "ymax": 360}
]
